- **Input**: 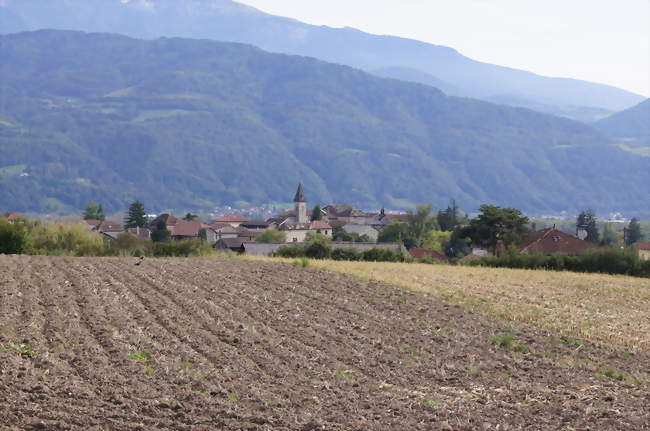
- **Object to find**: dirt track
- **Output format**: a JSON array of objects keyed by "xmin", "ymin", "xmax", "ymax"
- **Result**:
[{"xmin": 0, "ymin": 255, "xmax": 648, "ymax": 430}]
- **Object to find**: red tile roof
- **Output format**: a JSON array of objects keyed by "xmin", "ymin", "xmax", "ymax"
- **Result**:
[
  {"xmin": 149, "ymin": 214, "xmax": 180, "ymax": 228},
  {"xmin": 3, "ymin": 213, "xmax": 20, "ymax": 221},
  {"xmin": 171, "ymin": 221, "xmax": 202, "ymax": 237},
  {"xmin": 520, "ymin": 228, "xmax": 597, "ymax": 256},
  {"xmin": 637, "ymin": 242, "xmax": 650, "ymax": 251},
  {"xmin": 309, "ymin": 220, "xmax": 332, "ymax": 230}
]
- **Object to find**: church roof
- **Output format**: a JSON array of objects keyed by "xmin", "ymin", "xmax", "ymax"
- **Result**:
[{"xmin": 293, "ymin": 182, "xmax": 306, "ymax": 203}]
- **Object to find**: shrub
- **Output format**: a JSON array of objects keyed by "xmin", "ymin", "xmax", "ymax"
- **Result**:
[
  {"xmin": 29, "ymin": 223, "xmax": 107, "ymax": 256},
  {"xmin": 274, "ymin": 244, "xmax": 306, "ymax": 258},
  {"xmin": 149, "ymin": 238, "xmax": 214, "ymax": 257},
  {"xmin": 331, "ymin": 247, "xmax": 361, "ymax": 261},
  {"xmin": 468, "ymin": 247, "xmax": 648, "ymax": 278},
  {"xmin": 109, "ymin": 234, "xmax": 150, "ymax": 257},
  {"xmin": 362, "ymin": 247, "xmax": 408, "ymax": 262},
  {"xmin": 304, "ymin": 241, "xmax": 331, "ymax": 259},
  {"xmin": 0, "ymin": 218, "xmax": 30, "ymax": 254}
]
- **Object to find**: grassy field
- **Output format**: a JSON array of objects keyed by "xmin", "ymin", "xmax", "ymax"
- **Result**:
[{"xmin": 251, "ymin": 257, "xmax": 650, "ymax": 353}]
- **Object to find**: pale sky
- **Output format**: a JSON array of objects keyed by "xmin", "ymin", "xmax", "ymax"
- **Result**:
[{"xmin": 238, "ymin": 0, "xmax": 650, "ymax": 97}]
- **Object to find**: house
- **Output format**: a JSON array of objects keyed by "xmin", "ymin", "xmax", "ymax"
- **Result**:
[
  {"xmin": 170, "ymin": 220, "xmax": 202, "ymax": 240},
  {"xmin": 519, "ymin": 228, "xmax": 597, "ymax": 256},
  {"xmin": 322, "ymin": 204, "xmax": 369, "ymax": 224},
  {"xmin": 2, "ymin": 213, "xmax": 20, "ymax": 224},
  {"xmin": 94, "ymin": 220, "xmax": 124, "ymax": 233},
  {"xmin": 102, "ymin": 227, "xmax": 151, "ymax": 241},
  {"xmin": 214, "ymin": 237, "xmax": 247, "ymax": 253},
  {"xmin": 203, "ymin": 224, "xmax": 239, "ymax": 245},
  {"xmin": 83, "ymin": 220, "xmax": 103, "ymax": 230},
  {"xmin": 342, "ymin": 224, "xmax": 379, "ymax": 242},
  {"xmin": 409, "ymin": 248, "xmax": 452, "ymax": 264},
  {"xmin": 637, "ymin": 242, "xmax": 650, "ymax": 260},
  {"xmin": 149, "ymin": 213, "xmax": 180, "ymax": 231},
  {"xmin": 240, "ymin": 220, "xmax": 270, "ymax": 230},
  {"xmin": 213, "ymin": 215, "xmax": 249, "ymax": 228}
]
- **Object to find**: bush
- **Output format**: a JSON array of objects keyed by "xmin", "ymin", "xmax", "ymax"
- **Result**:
[
  {"xmin": 304, "ymin": 241, "xmax": 331, "ymax": 259},
  {"xmin": 149, "ymin": 238, "xmax": 215, "ymax": 257},
  {"xmin": 29, "ymin": 223, "xmax": 107, "ymax": 256},
  {"xmin": 274, "ymin": 244, "xmax": 306, "ymax": 258},
  {"xmin": 109, "ymin": 234, "xmax": 150, "ymax": 257},
  {"xmin": 331, "ymin": 247, "xmax": 361, "ymax": 261},
  {"xmin": 0, "ymin": 218, "xmax": 30, "ymax": 254},
  {"xmin": 468, "ymin": 247, "xmax": 648, "ymax": 278},
  {"xmin": 362, "ymin": 247, "xmax": 408, "ymax": 262}
]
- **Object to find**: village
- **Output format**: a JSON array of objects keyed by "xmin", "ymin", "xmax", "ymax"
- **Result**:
[{"xmin": 5, "ymin": 183, "xmax": 648, "ymax": 263}]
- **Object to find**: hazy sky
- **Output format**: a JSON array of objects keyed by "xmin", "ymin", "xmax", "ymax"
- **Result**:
[{"xmin": 237, "ymin": 0, "xmax": 650, "ymax": 97}]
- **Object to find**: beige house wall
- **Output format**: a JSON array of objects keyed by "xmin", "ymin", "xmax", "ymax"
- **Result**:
[{"xmin": 639, "ymin": 249, "xmax": 650, "ymax": 260}]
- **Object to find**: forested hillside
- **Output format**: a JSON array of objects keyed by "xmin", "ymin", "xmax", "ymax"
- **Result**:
[
  {"xmin": 0, "ymin": 0, "xmax": 644, "ymax": 120},
  {"xmin": 595, "ymin": 99, "xmax": 650, "ymax": 146},
  {"xmin": 0, "ymin": 31, "xmax": 648, "ymax": 214}
]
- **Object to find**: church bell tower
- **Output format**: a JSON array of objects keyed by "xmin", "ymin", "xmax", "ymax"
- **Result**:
[{"xmin": 293, "ymin": 182, "xmax": 307, "ymax": 224}]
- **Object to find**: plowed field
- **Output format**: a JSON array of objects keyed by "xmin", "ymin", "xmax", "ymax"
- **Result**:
[{"xmin": 0, "ymin": 255, "xmax": 648, "ymax": 430}]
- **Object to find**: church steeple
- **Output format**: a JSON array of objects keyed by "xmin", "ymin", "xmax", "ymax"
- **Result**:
[
  {"xmin": 293, "ymin": 182, "xmax": 306, "ymax": 203},
  {"xmin": 293, "ymin": 182, "xmax": 308, "ymax": 223}
]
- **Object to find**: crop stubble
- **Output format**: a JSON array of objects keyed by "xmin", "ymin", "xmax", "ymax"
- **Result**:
[{"xmin": 0, "ymin": 255, "xmax": 648, "ymax": 430}]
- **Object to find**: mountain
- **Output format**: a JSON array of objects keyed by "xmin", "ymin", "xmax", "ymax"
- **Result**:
[
  {"xmin": 0, "ymin": 30, "xmax": 648, "ymax": 216},
  {"xmin": 595, "ymin": 99, "xmax": 650, "ymax": 144},
  {"xmin": 0, "ymin": 0, "xmax": 644, "ymax": 121}
]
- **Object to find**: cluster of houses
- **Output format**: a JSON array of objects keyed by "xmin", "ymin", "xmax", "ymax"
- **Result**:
[{"xmin": 3, "ymin": 185, "xmax": 650, "ymax": 262}]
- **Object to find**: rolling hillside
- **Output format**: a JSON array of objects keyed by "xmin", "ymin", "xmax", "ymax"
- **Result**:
[
  {"xmin": 0, "ymin": 0, "xmax": 644, "ymax": 120},
  {"xmin": 595, "ymin": 99, "xmax": 650, "ymax": 146},
  {"xmin": 0, "ymin": 30, "xmax": 648, "ymax": 214}
]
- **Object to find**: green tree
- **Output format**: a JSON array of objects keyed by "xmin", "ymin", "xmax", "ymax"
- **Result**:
[
  {"xmin": 377, "ymin": 222, "xmax": 415, "ymax": 249},
  {"xmin": 626, "ymin": 218, "xmax": 643, "ymax": 245},
  {"xmin": 437, "ymin": 200, "xmax": 463, "ymax": 232},
  {"xmin": 83, "ymin": 202, "xmax": 105, "ymax": 221},
  {"xmin": 459, "ymin": 205, "xmax": 530, "ymax": 254},
  {"xmin": 311, "ymin": 205, "xmax": 323, "ymax": 221},
  {"xmin": 124, "ymin": 200, "xmax": 147, "ymax": 228},
  {"xmin": 256, "ymin": 228, "xmax": 287, "ymax": 243},
  {"xmin": 445, "ymin": 227, "xmax": 471, "ymax": 258},
  {"xmin": 183, "ymin": 213, "xmax": 199, "ymax": 222},
  {"xmin": 600, "ymin": 223, "xmax": 621, "ymax": 247},
  {"xmin": 576, "ymin": 209, "xmax": 599, "ymax": 244},
  {"xmin": 422, "ymin": 230, "xmax": 452, "ymax": 253},
  {"xmin": 151, "ymin": 220, "xmax": 171, "ymax": 242},
  {"xmin": 0, "ymin": 217, "xmax": 29, "ymax": 254},
  {"xmin": 407, "ymin": 204, "xmax": 439, "ymax": 248}
]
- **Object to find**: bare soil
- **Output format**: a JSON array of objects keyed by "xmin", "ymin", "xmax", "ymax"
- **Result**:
[{"xmin": 0, "ymin": 255, "xmax": 648, "ymax": 430}]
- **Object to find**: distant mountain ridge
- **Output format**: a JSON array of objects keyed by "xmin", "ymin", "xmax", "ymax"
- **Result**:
[
  {"xmin": 0, "ymin": 0, "xmax": 644, "ymax": 121},
  {"xmin": 595, "ymin": 99, "xmax": 650, "ymax": 144},
  {"xmin": 0, "ymin": 30, "xmax": 648, "ymax": 215}
]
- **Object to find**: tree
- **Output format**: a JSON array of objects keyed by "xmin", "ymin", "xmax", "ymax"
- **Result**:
[
  {"xmin": 459, "ymin": 205, "xmax": 530, "ymax": 254},
  {"xmin": 422, "ymin": 230, "xmax": 452, "ymax": 253},
  {"xmin": 377, "ymin": 222, "xmax": 415, "ymax": 249},
  {"xmin": 256, "ymin": 228, "xmax": 287, "ymax": 243},
  {"xmin": 437, "ymin": 200, "xmax": 463, "ymax": 232},
  {"xmin": 151, "ymin": 220, "xmax": 171, "ymax": 242},
  {"xmin": 407, "ymin": 204, "xmax": 439, "ymax": 248},
  {"xmin": 83, "ymin": 202, "xmax": 105, "ymax": 221},
  {"xmin": 311, "ymin": 205, "xmax": 323, "ymax": 221},
  {"xmin": 124, "ymin": 200, "xmax": 147, "ymax": 228},
  {"xmin": 626, "ymin": 218, "xmax": 643, "ymax": 245},
  {"xmin": 445, "ymin": 227, "xmax": 471, "ymax": 258},
  {"xmin": 600, "ymin": 223, "xmax": 621, "ymax": 247},
  {"xmin": 183, "ymin": 213, "xmax": 199, "ymax": 222},
  {"xmin": 576, "ymin": 209, "xmax": 599, "ymax": 244}
]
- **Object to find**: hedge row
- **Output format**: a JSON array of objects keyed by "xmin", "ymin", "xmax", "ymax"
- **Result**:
[
  {"xmin": 273, "ymin": 243, "xmax": 410, "ymax": 262},
  {"xmin": 467, "ymin": 248, "xmax": 650, "ymax": 278}
]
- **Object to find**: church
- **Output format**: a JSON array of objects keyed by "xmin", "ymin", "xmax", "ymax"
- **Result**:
[{"xmin": 273, "ymin": 183, "xmax": 333, "ymax": 243}]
